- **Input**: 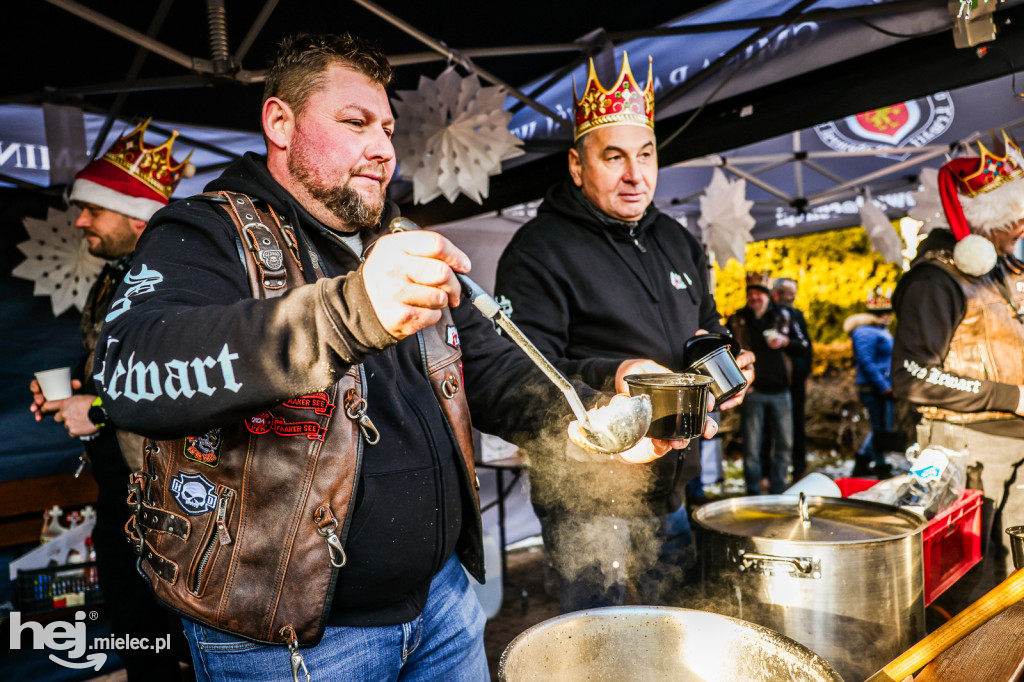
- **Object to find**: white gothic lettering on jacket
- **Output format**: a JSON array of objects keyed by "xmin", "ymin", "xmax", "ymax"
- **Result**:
[
  {"xmin": 902, "ymin": 359, "xmax": 981, "ymax": 394},
  {"xmin": 106, "ymin": 264, "xmax": 164, "ymax": 322},
  {"xmin": 98, "ymin": 338, "xmax": 243, "ymax": 402}
]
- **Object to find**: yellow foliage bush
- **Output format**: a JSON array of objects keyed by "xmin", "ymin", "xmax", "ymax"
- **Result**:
[{"xmin": 713, "ymin": 226, "xmax": 904, "ymax": 350}]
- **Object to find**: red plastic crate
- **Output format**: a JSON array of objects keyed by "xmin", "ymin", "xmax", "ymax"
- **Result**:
[{"xmin": 833, "ymin": 477, "xmax": 983, "ymax": 605}]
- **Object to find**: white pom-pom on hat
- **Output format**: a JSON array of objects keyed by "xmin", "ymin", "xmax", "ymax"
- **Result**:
[{"xmin": 953, "ymin": 233, "xmax": 998, "ymax": 276}]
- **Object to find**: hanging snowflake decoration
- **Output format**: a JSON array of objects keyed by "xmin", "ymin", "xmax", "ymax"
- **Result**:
[
  {"xmin": 858, "ymin": 193, "xmax": 904, "ymax": 264},
  {"xmin": 907, "ymin": 167, "xmax": 948, "ymax": 234},
  {"xmin": 697, "ymin": 169, "xmax": 755, "ymax": 266},
  {"xmin": 391, "ymin": 66, "xmax": 524, "ymax": 204},
  {"xmin": 12, "ymin": 206, "xmax": 105, "ymax": 316}
]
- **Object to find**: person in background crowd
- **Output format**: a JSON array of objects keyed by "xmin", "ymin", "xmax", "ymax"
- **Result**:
[
  {"xmin": 29, "ymin": 119, "xmax": 195, "ymax": 682},
  {"xmin": 892, "ymin": 131, "xmax": 1024, "ymax": 594},
  {"xmin": 494, "ymin": 53, "xmax": 751, "ymax": 614},
  {"xmin": 727, "ymin": 272, "xmax": 810, "ymax": 494},
  {"xmin": 845, "ymin": 288, "xmax": 895, "ymax": 479},
  {"xmin": 91, "ymin": 34, "xmax": 706, "ymax": 681},
  {"xmin": 760, "ymin": 277, "xmax": 813, "ymax": 480}
]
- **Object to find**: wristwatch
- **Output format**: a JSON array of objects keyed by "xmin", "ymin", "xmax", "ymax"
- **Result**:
[{"xmin": 88, "ymin": 396, "xmax": 109, "ymax": 429}]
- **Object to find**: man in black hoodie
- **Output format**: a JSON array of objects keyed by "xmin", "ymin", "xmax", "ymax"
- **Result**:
[
  {"xmin": 494, "ymin": 53, "xmax": 750, "ymax": 613},
  {"xmin": 892, "ymin": 140, "xmax": 1024, "ymax": 595},
  {"xmin": 92, "ymin": 34, "xmax": 703, "ymax": 681}
]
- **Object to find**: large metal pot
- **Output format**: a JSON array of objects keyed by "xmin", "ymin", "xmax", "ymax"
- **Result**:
[
  {"xmin": 693, "ymin": 493, "xmax": 927, "ymax": 682},
  {"xmin": 498, "ymin": 605, "xmax": 845, "ymax": 681}
]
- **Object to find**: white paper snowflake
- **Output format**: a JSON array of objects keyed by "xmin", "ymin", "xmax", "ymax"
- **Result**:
[
  {"xmin": 697, "ymin": 169, "xmax": 755, "ymax": 266},
  {"xmin": 907, "ymin": 167, "xmax": 948, "ymax": 233},
  {"xmin": 859, "ymin": 196, "xmax": 904, "ymax": 265},
  {"xmin": 12, "ymin": 206, "xmax": 105, "ymax": 316},
  {"xmin": 392, "ymin": 66, "xmax": 524, "ymax": 204}
]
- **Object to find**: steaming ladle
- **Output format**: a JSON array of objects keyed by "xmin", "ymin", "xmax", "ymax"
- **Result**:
[{"xmin": 389, "ymin": 217, "xmax": 652, "ymax": 455}]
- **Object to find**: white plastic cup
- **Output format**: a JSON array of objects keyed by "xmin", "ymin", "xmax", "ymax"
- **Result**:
[{"xmin": 35, "ymin": 367, "xmax": 73, "ymax": 401}]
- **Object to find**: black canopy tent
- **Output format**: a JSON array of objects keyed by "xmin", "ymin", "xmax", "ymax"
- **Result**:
[{"xmin": 6, "ymin": 0, "xmax": 1024, "ymax": 224}]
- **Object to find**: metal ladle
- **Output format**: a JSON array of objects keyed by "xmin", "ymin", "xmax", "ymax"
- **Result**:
[{"xmin": 389, "ymin": 217, "xmax": 652, "ymax": 454}]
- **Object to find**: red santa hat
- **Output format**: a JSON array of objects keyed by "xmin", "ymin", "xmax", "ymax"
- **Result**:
[
  {"xmin": 70, "ymin": 118, "xmax": 194, "ymax": 221},
  {"xmin": 936, "ymin": 131, "xmax": 1024, "ymax": 275}
]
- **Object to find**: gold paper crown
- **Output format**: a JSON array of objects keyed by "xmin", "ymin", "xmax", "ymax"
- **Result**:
[
  {"xmin": 573, "ymin": 52, "xmax": 655, "ymax": 141},
  {"xmin": 101, "ymin": 118, "xmax": 194, "ymax": 200},
  {"xmin": 866, "ymin": 286, "xmax": 893, "ymax": 311},
  {"xmin": 949, "ymin": 130, "xmax": 1024, "ymax": 198},
  {"xmin": 745, "ymin": 270, "xmax": 772, "ymax": 291}
]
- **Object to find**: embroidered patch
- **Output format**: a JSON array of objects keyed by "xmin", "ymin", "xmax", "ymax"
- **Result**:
[
  {"xmin": 445, "ymin": 325, "xmax": 461, "ymax": 349},
  {"xmin": 283, "ymin": 391, "xmax": 335, "ymax": 417},
  {"xmin": 169, "ymin": 472, "xmax": 218, "ymax": 515},
  {"xmin": 246, "ymin": 411, "xmax": 326, "ymax": 440},
  {"xmin": 183, "ymin": 429, "xmax": 223, "ymax": 468},
  {"xmin": 670, "ymin": 271, "xmax": 693, "ymax": 290},
  {"xmin": 496, "ymin": 294, "xmax": 514, "ymax": 317}
]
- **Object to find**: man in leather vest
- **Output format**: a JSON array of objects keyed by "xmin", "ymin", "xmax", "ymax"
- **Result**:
[
  {"xmin": 91, "ymin": 34, "xmax": 708, "ymax": 681},
  {"xmin": 29, "ymin": 121, "xmax": 194, "ymax": 681},
  {"xmin": 892, "ymin": 132, "xmax": 1024, "ymax": 599}
]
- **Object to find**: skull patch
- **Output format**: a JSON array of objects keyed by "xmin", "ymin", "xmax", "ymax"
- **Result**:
[{"xmin": 170, "ymin": 472, "xmax": 217, "ymax": 515}]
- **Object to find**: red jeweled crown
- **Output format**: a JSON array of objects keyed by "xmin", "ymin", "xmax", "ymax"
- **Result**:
[
  {"xmin": 99, "ymin": 118, "xmax": 193, "ymax": 201},
  {"xmin": 948, "ymin": 131, "xmax": 1024, "ymax": 198},
  {"xmin": 70, "ymin": 118, "xmax": 193, "ymax": 221},
  {"xmin": 866, "ymin": 286, "xmax": 892, "ymax": 311},
  {"xmin": 573, "ymin": 52, "xmax": 655, "ymax": 141},
  {"xmin": 745, "ymin": 270, "xmax": 772, "ymax": 292}
]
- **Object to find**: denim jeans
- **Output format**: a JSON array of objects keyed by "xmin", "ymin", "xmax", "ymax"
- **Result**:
[
  {"xmin": 183, "ymin": 553, "xmax": 488, "ymax": 681},
  {"xmin": 539, "ymin": 503, "xmax": 696, "ymax": 613},
  {"xmin": 857, "ymin": 389, "xmax": 895, "ymax": 467},
  {"xmin": 740, "ymin": 389, "xmax": 792, "ymax": 494}
]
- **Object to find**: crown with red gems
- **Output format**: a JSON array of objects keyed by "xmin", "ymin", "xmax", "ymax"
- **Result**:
[
  {"xmin": 949, "ymin": 131, "xmax": 1024, "ymax": 198},
  {"xmin": 745, "ymin": 270, "xmax": 773, "ymax": 292},
  {"xmin": 70, "ymin": 118, "xmax": 194, "ymax": 221},
  {"xmin": 866, "ymin": 286, "xmax": 893, "ymax": 312},
  {"xmin": 573, "ymin": 52, "xmax": 655, "ymax": 141}
]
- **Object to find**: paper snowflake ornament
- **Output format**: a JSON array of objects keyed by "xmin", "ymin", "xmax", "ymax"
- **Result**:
[
  {"xmin": 697, "ymin": 169, "xmax": 755, "ymax": 266},
  {"xmin": 858, "ymin": 195, "xmax": 904, "ymax": 264},
  {"xmin": 907, "ymin": 167, "xmax": 948, "ymax": 234},
  {"xmin": 392, "ymin": 66, "xmax": 524, "ymax": 204},
  {"xmin": 12, "ymin": 206, "xmax": 105, "ymax": 316}
]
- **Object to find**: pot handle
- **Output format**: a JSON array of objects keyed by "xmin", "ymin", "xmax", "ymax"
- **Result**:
[{"xmin": 739, "ymin": 551, "xmax": 820, "ymax": 579}]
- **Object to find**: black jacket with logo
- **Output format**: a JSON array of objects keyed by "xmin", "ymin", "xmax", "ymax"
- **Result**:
[
  {"xmin": 494, "ymin": 180, "xmax": 729, "ymax": 516},
  {"xmin": 95, "ymin": 153, "xmax": 597, "ymax": 626}
]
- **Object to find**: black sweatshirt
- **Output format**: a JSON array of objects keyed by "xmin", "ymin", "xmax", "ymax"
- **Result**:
[{"xmin": 94, "ymin": 153, "xmax": 598, "ymax": 625}]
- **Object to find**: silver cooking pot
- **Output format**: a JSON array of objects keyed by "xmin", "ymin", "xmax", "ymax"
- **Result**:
[
  {"xmin": 693, "ymin": 493, "xmax": 927, "ymax": 682},
  {"xmin": 498, "ymin": 605, "xmax": 844, "ymax": 681}
]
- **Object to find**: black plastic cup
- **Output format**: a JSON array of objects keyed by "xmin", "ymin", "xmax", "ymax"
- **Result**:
[
  {"xmin": 689, "ymin": 345, "xmax": 748, "ymax": 403},
  {"xmin": 1007, "ymin": 526, "xmax": 1024, "ymax": 570},
  {"xmin": 624, "ymin": 373, "xmax": 712, "ymax": 440}
]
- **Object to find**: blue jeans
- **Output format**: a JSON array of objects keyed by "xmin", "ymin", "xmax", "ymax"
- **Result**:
[
  {"xmin": 540, "ymin": 503, "xmax": 696, "ymax": 613},
  {"xmin": 183, "ymin": 553, "xmax": 488, "ymax": 681},
  {"xmin": 857, "ymin": 389, "xmax": 895, "ymax": 467},
  {"xmin": 740, "ymin": 389, "xmax": 793, "ymax": 494}
]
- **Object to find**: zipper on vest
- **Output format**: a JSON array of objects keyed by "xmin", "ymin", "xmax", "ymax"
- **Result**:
[
  {"xmin": 314, "ymin": 504, "xmax": 347, "ymax": 568},
  {"xmin": 190, "ymin": 488, "xmax": 233, "ymax": 594}
]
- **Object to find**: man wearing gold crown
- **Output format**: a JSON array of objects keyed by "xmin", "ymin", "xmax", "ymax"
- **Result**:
[
  {"xmin": 892, "ymin": 132, "xmax": 1024, "ymax": 592},
  {"xmin": 87, "ymin": 35, "xmax": 709, "ymax": 680},
  {"xmin": 29, "ymin": 119, "xmax": 195, "ymax": 680},
  {"xmin": 844, "ymin": 288, "xmax": 896, "ymax": 479},
  {"xmin": 494, "ymin": 53, "xmax": 751, "ymax": 613}
]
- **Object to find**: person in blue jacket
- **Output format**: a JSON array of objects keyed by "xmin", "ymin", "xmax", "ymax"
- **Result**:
[{"xmin": 844, "ymin": 289, "xmax": 895, "ymax": 478}]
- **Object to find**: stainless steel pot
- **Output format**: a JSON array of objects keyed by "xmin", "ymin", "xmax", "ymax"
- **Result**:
[
  {"xmin": 498, "ymin": 605, "xmax": 844, "ymax": 681},
  {"xmin": 693, "ymin": 493, "xmax": 927, "ymax": 682}
]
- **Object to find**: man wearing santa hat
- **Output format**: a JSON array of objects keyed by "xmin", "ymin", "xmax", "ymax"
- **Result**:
[
  {"xmin": 891, "ymin": 131, "xmax": 1024, "ymax": 593},
  {"xmin": 29, "ymin": 119, "xmax": 195, "ymax": 681}
]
